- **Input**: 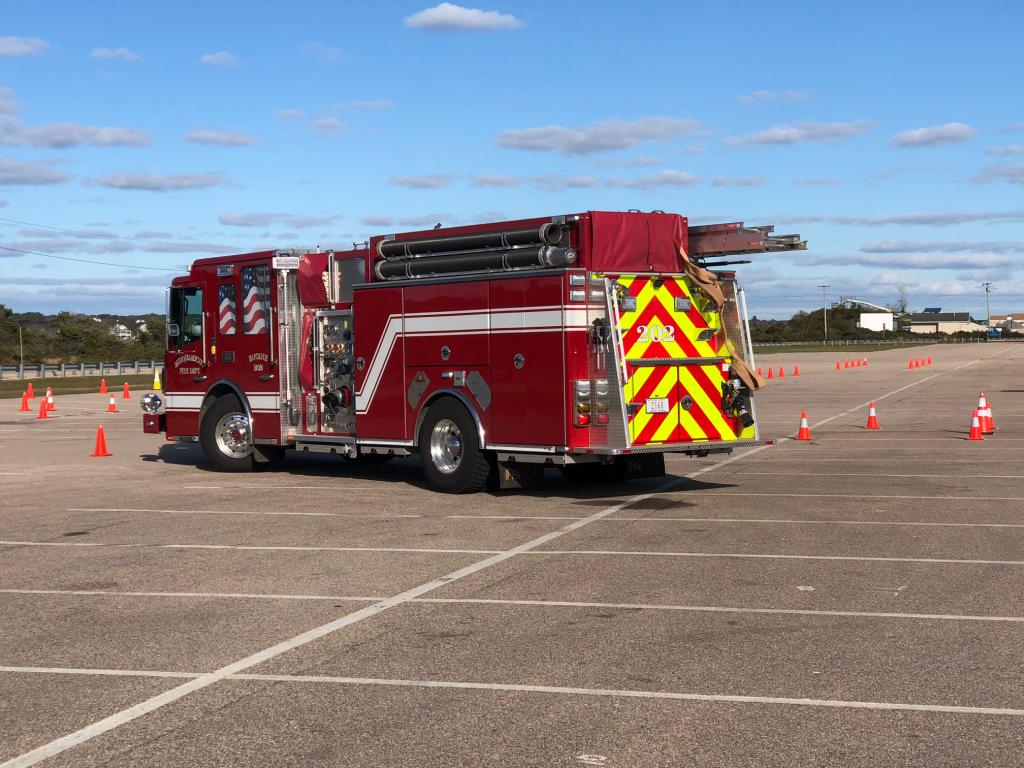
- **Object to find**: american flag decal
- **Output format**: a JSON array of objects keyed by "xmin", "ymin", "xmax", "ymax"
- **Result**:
[
  {"xmin": 218, "ymin": 284, "xmax": 236, "ymax": 335},
  {"xmin": 242, "ymin": 266, "xmax": 269, "ymax": 335}
]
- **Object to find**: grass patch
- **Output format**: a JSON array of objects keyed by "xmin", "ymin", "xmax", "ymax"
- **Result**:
[
  {"xmin": 753, "ymin": 342, "xmax": 938, "ymax": 355},
  {"xmin": 0, "ymin": 373, "xmax": 156, "ymax": 399}
]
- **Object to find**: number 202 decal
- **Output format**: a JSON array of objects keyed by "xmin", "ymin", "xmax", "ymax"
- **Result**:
[{"xmin": 635, "ymin": 324, "xmax": 675, "ymax": 343}]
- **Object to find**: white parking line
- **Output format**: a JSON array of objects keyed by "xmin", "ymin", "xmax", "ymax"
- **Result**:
[
  {"xmin": 684, "ymin": 492, "xmax": 1024, "ymax": 501},
  {"xmin": 68, "ymin": 507, "xmax": 423, "ymax": 519},
  {"xmin": 3, "ymin": 589, "xmax": 1022, "ymax": 624},
  {"xmin": 3, "ymin": 665, "xmax": 1022, "ymax": 717},
  {"xmin": 0, "ymin": 540, "xmax": 500, "ymax": 555},
  {"xmin": 736, "ymin": 472, "xmax": 1024, "ymax": 479},
  {"xmin": 536, "ymin": 551, "xmax": 1024, "ymax": 566},
  {"xmin": 0, "ymin": 353, "xmax": 989, "ymax": 768}
]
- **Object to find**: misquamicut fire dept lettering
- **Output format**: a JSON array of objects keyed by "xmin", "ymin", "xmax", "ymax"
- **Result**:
[{"xmin": 144, "ymin": 211, "xmax": 805, "ymax": 493}]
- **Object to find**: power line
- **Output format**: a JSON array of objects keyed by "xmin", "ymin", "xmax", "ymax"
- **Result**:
[{"xmin": 0, "ymin": 244, "xmax": 180, "ymax": 272}]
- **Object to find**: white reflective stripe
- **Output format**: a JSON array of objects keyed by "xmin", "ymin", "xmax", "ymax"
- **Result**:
[
  {"xmin": 164, "ymin": 394, "xmax": 204, "ymax": 410},
  {"xmin": 164, "ymin": 393, "xmax": 278, "ymax": 413},
  {"xmin": 355, "ymin": 315, "xmax": 403, "ymax": 414},
  {"xmin": 562, "ymin": 308, "xmax": 590, "ymax": 329},
  {"xmin": 247, "ymin": 395, "xmax": 279, "ymax": 410}
]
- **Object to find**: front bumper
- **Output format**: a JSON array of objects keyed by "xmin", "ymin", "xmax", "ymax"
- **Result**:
[{"xmin": 142, "ymin": 413, "xmax": 166, "ymax": 434}]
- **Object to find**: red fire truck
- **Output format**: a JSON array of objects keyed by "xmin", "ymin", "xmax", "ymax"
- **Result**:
[{"xmin": 141, "ymin": 211, "xmax": 804, "ymax": 492}]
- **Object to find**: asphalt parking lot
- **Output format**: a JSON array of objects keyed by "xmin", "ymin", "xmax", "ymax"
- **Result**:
[{"xmin": 1, "ymin": 342, "xmax": 1022, "ymax": 767}]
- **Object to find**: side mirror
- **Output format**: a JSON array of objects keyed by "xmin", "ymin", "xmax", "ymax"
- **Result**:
[{"xmin": 167, "ymin": 323, "xmax": 180, "ymax": 337}]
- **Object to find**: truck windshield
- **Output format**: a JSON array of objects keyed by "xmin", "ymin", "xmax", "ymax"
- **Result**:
[{"xmin": 169, "ymin": 286, "xmax": 203, "ymax": 350}]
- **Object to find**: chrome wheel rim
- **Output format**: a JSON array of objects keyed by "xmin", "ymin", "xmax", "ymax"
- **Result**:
[
  {"xmin": 429, "ymin": 418, "xmax": 463, "ymax": 474},
  {"xmin": 215, "ymin": 413, "xmax": 252, "ymax": 459}
]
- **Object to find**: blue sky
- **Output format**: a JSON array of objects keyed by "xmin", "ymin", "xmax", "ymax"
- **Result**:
[{"xmin": 0, "ymin": 1, "xmax": 1021, "ymax": 317}]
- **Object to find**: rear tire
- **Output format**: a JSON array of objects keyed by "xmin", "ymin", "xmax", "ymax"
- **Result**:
[
  {"xmin": 418, "ymin": 398, "xmax": 490, "ymax": 493},
  {"xmin": 199, "ymin": 396, "xmax": 254, "ymax": 472}
]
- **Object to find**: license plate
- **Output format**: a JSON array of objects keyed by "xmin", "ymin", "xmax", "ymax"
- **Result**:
[{"xmin": 645, "ymin": 397, "xmax": 670, "ymax": 414}]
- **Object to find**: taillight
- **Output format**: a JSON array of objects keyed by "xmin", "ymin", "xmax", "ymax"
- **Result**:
[
  {"xmin": 594, "ymin": 379, "xmax": 610, "ymax": 425},
  {"xmin": 573, "ymin": 380, "xmax": 591, "ymax": 427}
]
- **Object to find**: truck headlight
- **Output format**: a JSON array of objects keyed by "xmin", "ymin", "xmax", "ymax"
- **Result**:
[{"xmin": 140, "ymin": 393, "xmax": 163, "ymax": 414}]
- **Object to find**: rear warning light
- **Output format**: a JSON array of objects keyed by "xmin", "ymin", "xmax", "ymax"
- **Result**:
[
  {"xmin": 569, "ymin": 289, "xmax": 587, "ymax": 302},
  {"xmin": 573, "ymin": 380, "xmax": 591, "ymax": 427}
]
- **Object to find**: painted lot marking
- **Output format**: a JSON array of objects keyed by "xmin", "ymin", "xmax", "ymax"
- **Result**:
[
  {"xmin": 683, "ymin": 492, "xmax": 1024, "ymax": 502},
  {"xmin": 68, "ymin": 507, "xmax": 424, "ymax": 519},
  {"xmin": 535, "ymin": 551, "xmax": 1024, "ymax": 566},
  {"xmin": 3, "ymin": 589, "xmax": 1023, "ymax": 624},
  {"xmin": 736, "ymin": 471, "xmax": 1024, "ymax": 479},
  {"xmin": 0, "ymin": 353, "xmax": 993, "ymax": 767},
  {"xmin": 0, "ymin": 540, "xmax": 500, "ymax": 555},
  {"xmin": 2, "ymin": 666, "xmax": 1024, "ymax": 718}
]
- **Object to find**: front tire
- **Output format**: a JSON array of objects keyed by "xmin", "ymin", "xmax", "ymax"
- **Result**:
[
  {"xmin": 200, "ymin": 396, "xmax": 254, "ymax": 472},
  {"xmin": 418, "ymin": 398, "xmax": 490, "ymax": 493}
]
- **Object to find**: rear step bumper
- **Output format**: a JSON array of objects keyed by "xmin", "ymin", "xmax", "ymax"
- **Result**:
[{"xmin": 568, "ymin": 439, "xmax": 772, "ymax": 457}]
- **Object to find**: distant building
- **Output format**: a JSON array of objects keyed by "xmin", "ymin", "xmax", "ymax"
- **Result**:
[
  {"xmin": 109, "ymin": 322, "xmax": 133, "ymax": 341},
  {"xmin": 908, "ymin": 311, "xmax": 986, "ymax": 334},
  {"xmin": 989, "ymin": 314, "xmax": 1024, "ymax": 333},
  {"xmin": 135, "ymin": 319, "xmax": 148, "ymax": 334},
  {"xmin": 858, "ymin": 312, "xmax": 894, "ymax": 332}
]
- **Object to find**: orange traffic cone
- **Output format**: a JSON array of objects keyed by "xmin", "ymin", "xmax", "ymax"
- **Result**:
[
  {"xmin": 99, "ymin": 378, "xmax": 107, "ymax": 395},
  {"xmin": 835, "ymin": 360, "xmax": 841, "ymax": 371},
  {"xmin": 757, "ymin": 367, "xmax": 763, "ymax": 376},
  {"xmin": 968, "ymin": 410, "xmax": 984, "ymax": 441},
  {"xmin": 106, "ymin": 395, "xmax": 118, "ymax": 413},
  {"xmin": 766, "ymin": 367, "xmax": 774, "ymax": 380},
  {"xmin": 926, "ymin": 355, "xmax": 933, "ymax": 366},
  {"xmin": 90, "ymin": 425, "xmax": 112, "ymax": 457},
  {"xmin": 778, "ymin": 366, "xmax": 785, "ymax": 379},
  {"xmin": 796, "ymin": 410, "xmax": 812, "ymax": 441},
  {"xmin": 794, "ymin": 365, "xmax": 800, "ymax": 377},
  {"xmin": 862, "ymin": 357, "xmax": 868, "ymax": 366},
  {"xmin": 854, "ymin": 358, "xmax": 861, "ymax": 368},
  {"xmin": 26, "ymin": 381, "xmax": 34, "ymax": 399},
  {"xmin": 46, "ymin": 389, "xmax": 55, "ymax": 411},
  {"xmin": 865, "ymin": 402, "xmax": 880, "ymax": 430},
  {"xmin": 978, "ymin": 393, "xmax": 995, "ymax": 434},
  {"xmin": 908, "ymin": 359, "xmax": 915, "ymax": 369},
  {"xmin": 19, "ymin": 392, "xmax": 30, "ymax": 412},
  {"xmin": 36, "ymin": 398, "xmax": 48, "ymax": 420},
  {"xmin": 122, "ymin": 381, "xmax": 131, "ymax": 399},
  {"xmin": 844, "ymin": 359, "xmax": 850, "ymax": 369}
]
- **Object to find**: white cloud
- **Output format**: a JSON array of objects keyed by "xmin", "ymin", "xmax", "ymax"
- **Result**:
[
  {"xmin": 360, "ymin": 215, "xmax": 395, "ymax": 227},
  {"xmin": 185, "ymin": 129, "xmax": 259, "ymax": 146},
  {"xmin": 498, "ymin": 116, "xmax": 701, "ymax": 155},
  {"xmin": 793, "ymin": 177, "xmax": 840, "ymax": 186},
  {"xmin": 986, "ymin": 144, "xmax": 1024, "ymax": 157},
  {"xmin": 607, "ymin": 170, "xmax": 699, "ymax": 190},
  {"xmin": 862, "ymin": 240, "xmax": 1024, "ymax": 254},
  {"xmin": 626, "ymin": 156, "xmax": 663, "ymax": 167},
  {"xmin": 972, "ymin": 163, "xmax": 1024, "ymax": 185},
  {"xmin": 890, "ymin": 122, "xmax": 976, "ymax": 148},
  {"xmin": 0, "ymin": 118, "xmax": 149, "ymax": 148},
  {"xmin": 776, "ymin": 209, "xmax": 1024, "ymax": 227},
  {"xmin": 311, "ymin": 117, "xmax": 344, "ymax": 137},
  {"xmin": 0, "ymin": 156, "xmax": 72, "ymax": 185},
  {"xmin": 389, "ymin": 174, "xmax": 456, "ymax": 189},
  {"xmin": 809, "ymin": 253, "xmax": 1015, "ymax": 270},
  {"xmin": 275, "ymin": 108, "xmax": 303, "ymax": 120},
  {"xmin": 711, "ymin": 176, "xmax": 766, "ymax": 187},
  {"xmin": 198, "ymin": 51, "xmax": 241, "ymax": 67},
  {"xmin": 529, "ymin": 174, "xmax": 598, "ymax": 191},
  {"xmin": 350, "ymin": 99, "xmax": 394, "ymax": 110},
  {"xmin": 727, "ymin": 121, "xmax": 873, "ymax": 146},
  {"xmin": 218, "ymin": 212, "xmax": 342, "ymax": 228},
  {"xmin": 405, "ymin": 3, "xmax": 521, "ymax": 30},
  {"xmin": 0, "ymin": 36, "xmax": 49, "ymax": 57},
  {"xmin": 737, "ymin": 89, "xmax": 810, "ymax": 104},
  {"xmin": 0, "ymin": 199, "xmax": 8, "ymax": 207},
  {"xmin": 0, "ymin": 86, "xmax": 17, "ymax": 115},
  {"xmin": 472, "ymin": 174, "xmax": 520, "ymax": 187},
  {"xmin": 90, "ymin": 47, "xmax": 140, "ymax": 61},
  {"xmin": 92, "ymin": 172, "xmax": 224, "ymax": 192},
  {"xmin": 300, "ymin": 42, "xmax": 346, "ymax": 61}
]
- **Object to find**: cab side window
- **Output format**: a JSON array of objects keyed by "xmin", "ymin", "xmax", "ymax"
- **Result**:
[
  {"xmin": 168, "ymin": 286, "xmax": 204, "ymax": 350},
  {"xmin": 241, "ymin": 265, "xmax": 270, "ymax": 335}
]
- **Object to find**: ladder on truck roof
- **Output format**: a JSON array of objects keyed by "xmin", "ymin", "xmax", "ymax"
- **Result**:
[{"xmin": 688, "ymin": 222, "xmax": 807, "ymax": 266}]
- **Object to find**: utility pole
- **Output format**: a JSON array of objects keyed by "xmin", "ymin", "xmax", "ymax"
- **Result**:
[
  {"xmin": 981, "ymin": 282, "xmax": 993, "ymax": 339},
  {"xmin": 18, "ymin": 324, "xmax": 24, "ymax": 377},
  {"xmin": 818, "ymin": 284, "xmax": 829, "ymax": 342}
]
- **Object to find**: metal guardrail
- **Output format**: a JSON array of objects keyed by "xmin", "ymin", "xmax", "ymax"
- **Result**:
[{"xmin": 0, "ymin": 360, "xmax": 162, "ymax": 380}]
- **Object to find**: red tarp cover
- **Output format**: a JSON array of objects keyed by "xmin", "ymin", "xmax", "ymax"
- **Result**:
[
  {"xmin": 298, "ymin": 309, "xmax": 315, "ymax": 392},
  {"xmin": 586, "ymin": 211, "xmax": 688, "ymax": 273},
  {"xmin": 297, "ymin": 252, "xmax": 329, "ymax": 308}
]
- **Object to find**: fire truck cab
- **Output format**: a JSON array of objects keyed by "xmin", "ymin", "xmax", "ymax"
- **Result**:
[{"xmin": 143, "ymin": 211, "xmax": 805, "ymax": 492}]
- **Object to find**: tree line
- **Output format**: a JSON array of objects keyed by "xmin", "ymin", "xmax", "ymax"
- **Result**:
[{"xmin": 0, "ymin": 304, "xmax": 166, "ymax": 365}]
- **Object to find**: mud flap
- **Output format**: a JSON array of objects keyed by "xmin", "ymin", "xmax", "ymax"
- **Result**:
[
  {"xmin": 622, "ymin": 453, "xmax": 665, "ymax": 479},
  {"xmin": 497, "ymin": 460, "xmax": 545, "ymax": 490}
]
